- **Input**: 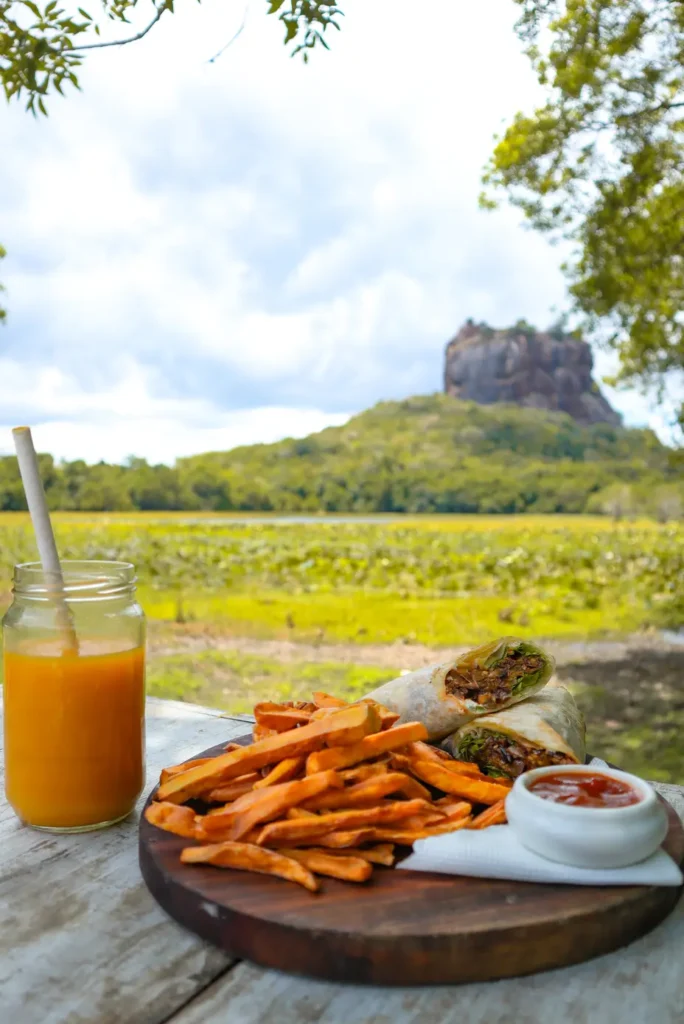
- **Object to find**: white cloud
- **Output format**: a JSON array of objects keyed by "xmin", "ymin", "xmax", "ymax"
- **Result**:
[
  {"xmin": 0, "ymin": 359, "xmax": 350, "ymax": 462},
  {"xmin": 0, "ymin": 0, "xmax": 673, "ymax": 461}
]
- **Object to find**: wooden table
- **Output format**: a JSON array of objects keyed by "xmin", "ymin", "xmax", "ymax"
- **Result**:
[{"xmin": 2, "ymin": 697, "xmax": 684, "ymax": 1024}]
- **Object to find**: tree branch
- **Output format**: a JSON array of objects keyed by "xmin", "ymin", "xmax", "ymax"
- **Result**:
[
  {"xmin": 70, "ymin": 2, "xmax": 169, "ymax": 52},
  {"xmin": 207, "ymin": 3, "xmax": 249, "ymax": 64}
]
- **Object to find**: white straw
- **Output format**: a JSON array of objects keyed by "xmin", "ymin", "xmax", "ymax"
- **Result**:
[{"xmin": 12, "ymin": 426, "xmax": 78, "ymax": 653}]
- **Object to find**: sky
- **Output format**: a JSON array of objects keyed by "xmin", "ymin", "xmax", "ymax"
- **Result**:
[{"xmin": 0, "ymin": 0, "xmax": 679, "ymax": 464}]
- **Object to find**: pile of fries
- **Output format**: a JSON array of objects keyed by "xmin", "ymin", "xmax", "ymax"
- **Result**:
[{"xmin": 146, "ymin": 692, "xmax": 511, "ymax": 893}]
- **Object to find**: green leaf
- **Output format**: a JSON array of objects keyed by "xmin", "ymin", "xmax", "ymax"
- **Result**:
[{"xmin": 284, "ymin": 17, "xmax": 297, "ymax": 42}]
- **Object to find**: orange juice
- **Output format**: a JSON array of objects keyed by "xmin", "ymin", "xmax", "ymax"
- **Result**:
[{"xmin": 3, "ymin": 644, "xmax": 145, "ymax": 829}]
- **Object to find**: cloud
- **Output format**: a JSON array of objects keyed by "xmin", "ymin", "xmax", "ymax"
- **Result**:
[
  {"xmin": 0, "ymin": 0, "xmax": 672, "ymax": 461},
  {"xmin": 0, "ymin": 357, "xmax": 350, "ymax": 462}
]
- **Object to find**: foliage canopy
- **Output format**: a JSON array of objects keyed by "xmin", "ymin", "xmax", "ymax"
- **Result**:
[
  {"xmin": 1, "ymin": 0, "xmax": 342, "ymax": 113},
  {"xmin": 482, "ymin": 0, "xmax": 684, "ymax": 427}
]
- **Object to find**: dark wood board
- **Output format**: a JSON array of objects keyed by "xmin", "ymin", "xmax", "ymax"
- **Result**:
[{"xmin": 139, "ymin": 736, "xmax": 684, "ymax": 986}]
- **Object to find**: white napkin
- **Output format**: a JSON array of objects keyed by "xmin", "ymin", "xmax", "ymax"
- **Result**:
[{"xmin": 397, "ymin": 758, "xmax": 683, "ymax": 887}]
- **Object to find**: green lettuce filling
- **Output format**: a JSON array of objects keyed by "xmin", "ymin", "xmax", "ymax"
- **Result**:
[{"xmin": 455, "ymin": 728, "xmax": 511, "ymax": 777}]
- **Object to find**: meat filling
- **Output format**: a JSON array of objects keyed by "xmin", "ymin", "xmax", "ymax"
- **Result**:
[
  {"xmin": 474, "ymin": 734, "xmax": 574, "ymax": 779},
  {"xmin": 444, "ymin": 652, "xmax": 543, "ymax": 707}
]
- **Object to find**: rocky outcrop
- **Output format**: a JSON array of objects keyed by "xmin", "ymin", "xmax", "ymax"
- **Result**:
[{"xmin": 444, "ymin": 320, "xmax": 622, "ymax": 426}]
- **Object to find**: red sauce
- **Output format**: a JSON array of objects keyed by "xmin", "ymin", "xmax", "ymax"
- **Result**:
[{"xmin": 528, "ymin": 771, "xmax": 642, "ymax": 808}]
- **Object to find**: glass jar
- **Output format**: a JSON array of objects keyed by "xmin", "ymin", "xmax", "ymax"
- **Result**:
[{"xmin": 3, "ymin": 561, "xmax": 146, "ymax": 832}]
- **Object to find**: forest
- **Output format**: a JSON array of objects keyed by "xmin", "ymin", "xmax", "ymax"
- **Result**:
[{"xmin": 1, "ymin": 396, "xmax": 681, "ymax": 517}]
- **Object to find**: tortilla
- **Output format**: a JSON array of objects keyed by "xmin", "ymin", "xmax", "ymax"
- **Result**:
[
  {"xmin": 363, "ymin": 637, "xmax": 555, "ymax": 741},
  {"xmin": 444, "ymin": 683, "xmax": 586, "ymax": 778}
]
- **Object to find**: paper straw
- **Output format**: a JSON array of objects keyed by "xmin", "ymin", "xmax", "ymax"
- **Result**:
[{"xmin": 12, "ymin": 426, "xmax": 79, "ymax": 654}]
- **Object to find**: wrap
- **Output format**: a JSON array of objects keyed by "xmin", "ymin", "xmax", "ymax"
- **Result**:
[
  {"xmin": 362, "ymin": 637, "xmax": 555, "ymax": 741},
  {"xmin": 444, "ymin": 683, "xmax": 586, "ymax": 778}
]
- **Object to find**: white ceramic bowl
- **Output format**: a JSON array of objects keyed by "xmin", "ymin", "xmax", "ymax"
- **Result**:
[{"xmin": 505, "ymin": 764, "xmax": 669, "ymax": 869}]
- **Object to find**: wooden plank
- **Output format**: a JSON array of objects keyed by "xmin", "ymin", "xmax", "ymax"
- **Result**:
[
  {"xmin": 0, "ymin": 698, "xmax": 250, "ymax": 1024},
  {"xmin": 168, "ymin": 782, "xmax": 684, "ymax": 1024}
]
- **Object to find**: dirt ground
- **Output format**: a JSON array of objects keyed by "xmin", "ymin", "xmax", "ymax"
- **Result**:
[{"xmin": 148, "ymin": 622, "xmax": 684, "ymax": 783}]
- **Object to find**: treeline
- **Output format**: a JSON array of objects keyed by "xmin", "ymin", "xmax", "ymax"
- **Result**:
[{"xmin": 1, "ymin": 396, "xmax": 681, "ymax": 517}]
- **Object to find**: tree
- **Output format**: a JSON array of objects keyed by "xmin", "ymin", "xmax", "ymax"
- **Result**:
[
  {"xmin": 651, "ymin": 486, "xmax": 683, "ymax": 523},
  {"xmin": 0, "ymin": 0, "xmax": 343, "ymax": 311},
  {"xmin": 587, "ymin": 481, "xmax": 636, "ymax": 520},
  {"xmin": 482, "ymin": 0, "xmax": 684, "ymax": 429}
]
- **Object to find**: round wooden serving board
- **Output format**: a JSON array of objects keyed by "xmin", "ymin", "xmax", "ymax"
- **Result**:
[{"xmin": 139, "ymin": 737, "xmax": 684, "ymax": 986}]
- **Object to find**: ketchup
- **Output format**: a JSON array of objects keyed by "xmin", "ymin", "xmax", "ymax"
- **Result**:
[{"xmin": 528, "ymin": 771, "xmax": 641, "ymax": 808}]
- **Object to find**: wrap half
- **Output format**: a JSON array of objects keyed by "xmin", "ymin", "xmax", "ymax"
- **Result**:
[
  {"xmin": 363, "ymin": 637, "xmax": 555, "ymax": 741},
  {"xmin": 444, "ymin": 683, "xmax": 586, "ymax": 778}
]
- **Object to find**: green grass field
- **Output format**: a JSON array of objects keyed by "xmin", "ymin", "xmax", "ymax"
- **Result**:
[
  {"xmin": 1, "ymin": 512, "xmax": 683, "ymax": 781},
  {"xmin": 0, "ymin": 512, "xmax": 681, "ymax": 643}
]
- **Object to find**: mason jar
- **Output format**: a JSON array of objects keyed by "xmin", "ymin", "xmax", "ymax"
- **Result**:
[{"xmin": 3, "ymin": 561, "xmax": 146, "ymax": 832}]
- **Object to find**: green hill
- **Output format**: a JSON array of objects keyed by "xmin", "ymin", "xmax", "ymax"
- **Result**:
[
  {"xmin": 179, "ymin": 395, "xmax": 679, "ymax": 515},
  {"xmin": 0, "ymin": 395, "xmax": 680, "ymax": 514}
]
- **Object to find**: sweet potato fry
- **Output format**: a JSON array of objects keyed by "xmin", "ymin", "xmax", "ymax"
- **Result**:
[
  {"xmin": 252, "ymin": 723, "xmax": 278, "ymax": 742},
  {"xmin": 301, "ymin": 772, "xmax": 412, "ymax": 812},
  {"xmin": 202, "ymin": 771, "xmax": 342, "ymax": 842},
  {"xmin": 204, "ymin": 772, "xmax": 261, "ymax": 803},
  {"xmin": 312, "ymin": 692, "xmax": 348, "ymax": 708},
  {"xmin": 432, "ymin": 799, "xmax": 472, "ymax": 822},
  {"xmin": 421, "ymin": 816, "xmax": 473, "ymax": 836},
  {"xmin": 257, "ymin": 798, "xmax": 431, "ymax": 846},
  {"xmin": 369, "ymin": 816, "xmax": 472, "ymax": 844},
  {"xmin": 230, "ymin": 770, "xmax": 342, "ymax": 842},
  {"xmin": 157, "ymin": 703, "xmax": 381, "ymax": 804},
  {"xmin": 387, "ymin": 752, "xmax": 414, "ymax": 772},
  {"xmin": 308, "ymin": 707, "xmax": 340, "ymax": 722},
  {"xmin": 407, "ymin": 741, "xmax": 454, "ymax": 764},
  {"xmin": 408, "ymin": 760, "xmax": 511, "ymax": 805},
  {"xmin": 254, "ymin": 701, "xmax": 294, "ymax": 714},
  {"xmin": 254, "ymin": 703, "xmax": 312, "ymax": 731},
  {"xmin": 252, "ymin": 757, "xmax": 304, "ymax": 789},
  {"xmin": 406, "ymin": 743, "xmax": 486, "ymax": 778},
  {"xmin": 294, "ymin": 701, "xmax": 318, "ymax": 713},
  {"xmin": 468, "ymin": 798, "xmax": 507, "ymax": 830},
  {"xmin": 145, "ymin": 802, "xmax": 197, "ymax": 839},
  {"xmin": 326, "ymin": 844, "xmax": 395, "ymax": 866},
  {"xmin": 278, "ymin": 848, "xmax": 373, "ymax": 883},
  {"xmin": 433, "ymin": 761, "xmax": 514, "ymax": 787},
  {"xmin": 306, "ymin": 721, "xmax": 428, "ymax": 775},
  {"xmin": 338, "ymin": 763, "xmax": 389, "ymax": 784},
  {"xmin": 278, "ymin": 828, "xmax": 376, "ymax": 849},
  {"xmin": 396, "ymin": 774, "xmax": 432, "ymax": 801},
  {"xmin": 395, "ymin": 800, "xmax": 468, "ymax": 830},
  {"xmin": 393, "ymin": 813, "xmax": 445, "ymax": 830},
  {"xmin": 180, "ymin": 841, "xmax": 319, "ymax": 892},
  {"xmin": 287, "ymin": 807, "xmax": 318, "ymax": 819},
  {"xmin": 224, "ymin": 742, "xmax": 242, "ymax": 753},
  {"xmin": 192, "ymin": 823, "xmax": 263, "ymax": 844},
  {"xmin": 407, "ymin": 748, "xmax": 513, "ymax": 786},
  {"xmin": 207, "ymin": 782, "xmax": 275, "ymax": 815},
  {"xmin": 252, "ymin": 757, "xmax": 303, "ymax": 786},
  {"xmin": 365, "ymin": 828, "xmax": 427, "ymax": 845},
  {"xmin": 160, "ymin": 758, "xmax": 214, "ymax": 784},
  {"xmin": 357, "ymin": 699, "xmax": 401, "ymax": 730}
]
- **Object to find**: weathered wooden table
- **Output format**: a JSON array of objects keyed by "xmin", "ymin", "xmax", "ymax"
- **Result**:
[{"xmin": 2, "ymin": 696, "xmax": 684, "ymax": 1024}]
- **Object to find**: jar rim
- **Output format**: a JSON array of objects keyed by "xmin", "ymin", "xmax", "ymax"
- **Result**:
[{"xmin": 13, "ymin": 560, "xmax": 136, "ymax": 598}]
